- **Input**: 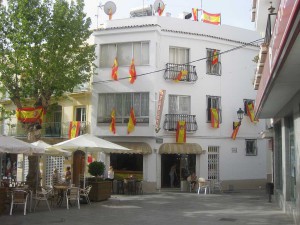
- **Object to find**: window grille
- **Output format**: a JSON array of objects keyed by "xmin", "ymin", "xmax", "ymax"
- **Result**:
[
  {"xmin": 208, "ymin": 146, "xmax": 220, "ymax": 180},
  {"xmin": 245, "ymin": 139, "xmax": 257, "ymax": 156},
  {"xmin": 45, "ymin": 156, "xmax": 64, "ymax": 186}
]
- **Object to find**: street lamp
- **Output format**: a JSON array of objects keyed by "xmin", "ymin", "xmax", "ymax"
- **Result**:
[{"xmin": 237, "ymin": 108, "xmax": 244, "ymax": 124}]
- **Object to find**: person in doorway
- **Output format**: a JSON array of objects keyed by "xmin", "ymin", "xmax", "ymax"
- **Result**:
[
  {"xmin": 65, "ymin": 166, "xmax": 72, "ymax": 185},
  {"xmin": 169, "ymin": 164, "xmax": 177, "ymax": 188}
]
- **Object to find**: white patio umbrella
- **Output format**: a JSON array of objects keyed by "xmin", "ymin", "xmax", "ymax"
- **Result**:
[
  {"xmin": 0, "ymin": 136, "xmax": 44, "ymax": 154},
  {"xmin": 47, "ymin": 134, "xmax": 131, "ymax": 187},
  {"xmin": 31, "ymin": 140, "xmax": 71, "ymax": 156}
]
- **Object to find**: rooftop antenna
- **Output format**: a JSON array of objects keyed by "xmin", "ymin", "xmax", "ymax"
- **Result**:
[
  {"xmin": 104, "ymin": 1, "xmax": 117, "ymax": 20},
  {"xmin": 96, "ymin": 1, "xmax": 103, "ymax": 29}
]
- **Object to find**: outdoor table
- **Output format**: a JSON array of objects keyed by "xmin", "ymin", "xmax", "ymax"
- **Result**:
[{"xmin": 53, "ymin": 185, "xmax": 69, "ymax": 207}]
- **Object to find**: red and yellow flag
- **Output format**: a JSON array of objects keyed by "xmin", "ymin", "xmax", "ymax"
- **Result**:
[
  {"xmin": 176, "ymin": 121, "xmax": 186, "ymax": 143},
  {"xmin": 108, "ymin": 9, "xmax": 112, "ymax": 20},
  {"xmin": 16, "ymin": 106, "xmax": 44, "ymax": 123},
  {"xmin": 246, "ymin": 102, "xmax": 258, "ymax": 123},
  {"xmin": 129, "ymin": 58, "xmax": 137, "ymax": 84},
  {"xmin": 202, "ymin": 10, "xmax": 221, "ymax": 25},
  {"xmin": 157, "ymin": 3, "xmax": 165, "ymax": 16},
  {"xmin": 210, "ymin": 108, "xmax": 219, "ymax": 128},
  {"xmin": 192, "ymin": 8, "xmax": 198, "ymax": 21},
  {"xmin": 231, "ymin": 122, "xmax": 240, "ymax": 140},
  {"xmin": 212, "ymin": 49, "xmax": 218, "ymax": 65},
  {"xmin": 175, "ymin": 70, "xmax": 188, "ymax": 82},
  {"xmin": 112, "ymin": 57, "xmax": 118, "ymax": 81},
  {"xmin": 127, "ymin": 107, "xmax": 136, "ymax": 134},
  {"xmin": 110, "ymin": 108, "xmax": 116, "ymax": 134},
  {"xmin": 68, "ymin": 121, "xmax": 81, "ymax": 139}
]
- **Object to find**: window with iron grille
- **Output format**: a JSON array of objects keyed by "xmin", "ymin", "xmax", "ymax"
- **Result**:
[
  {"xmin": 169, "ymin": 47, "xmax": 189, "ymax": 64},
  {"xmin": 45, "ymin": 156, "xmax": 64, "ymax": 186},
  {"xmin": 97, "ymin": 92, "xmax": 149, "ymax": 124},
  {"xmin": 243, "ymin": 99, "xmax": 254, "ymax": 115},
  {"xmin": 206, "ymin": 48, "xmax": 221, "ymax": 75},
  {"xmin": 208, "ymin": 146, "xmax": 220, "ymax": 180},
  {"xmin": 100, "ymin": 42, "xmax": 149, "ymax": 67},
  {"xmin": 169, "ymin": 95, "xmax": 191, "ymax": 114},
  {"xmin": 206, "ymin": 95, "xmax": 222, "ymax": 123},
  {"xmin": 245, "ymin": 139, "xmax": 257, "ymax": 156}
]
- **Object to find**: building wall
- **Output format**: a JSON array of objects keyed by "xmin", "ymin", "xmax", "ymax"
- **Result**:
[{"xmin": 92, "ymin": 16, "xmax": 268, "ymax": 192}]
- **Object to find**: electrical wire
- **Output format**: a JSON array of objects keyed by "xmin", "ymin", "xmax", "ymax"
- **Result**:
[{"xmin": 92, "ymin": 37, "xmax": 264, "ymax": 84}]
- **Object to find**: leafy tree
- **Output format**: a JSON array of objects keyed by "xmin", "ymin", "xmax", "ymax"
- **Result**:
[{"xmin": 0, "ymin": 0, "xmax": 96, "ymax": 136}]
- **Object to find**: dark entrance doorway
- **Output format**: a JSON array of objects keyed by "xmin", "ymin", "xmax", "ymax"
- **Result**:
[{"xmin": 161, "ymin": 154, "xmax": 196, "ymax": 188}]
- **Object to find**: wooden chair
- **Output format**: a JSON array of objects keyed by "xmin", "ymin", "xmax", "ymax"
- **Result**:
[
  {"xmin": 10, "ymin": 189, "xmax": 29, "ymax": 215},
  {"xmin": 66, "ymin": 187, "xmax": 80, "ymax": 209}
]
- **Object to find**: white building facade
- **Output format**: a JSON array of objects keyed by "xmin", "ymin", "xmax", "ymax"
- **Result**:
[{"xmin": 92, "ymin": 16, "xmax": 267, "ymax": 193}]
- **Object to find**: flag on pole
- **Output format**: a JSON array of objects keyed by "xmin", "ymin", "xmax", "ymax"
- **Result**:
[
  {"xmin": 202, "ymin": 10, "xmax": 221, "ymax": 25},
  {"xmin": 231, "ymin": 122, "xmax": 240, "ymax": 140},
  {"xmin": 212, "ymin": 49, "xmax": 218, "ymax": 65},
  {"xmin": 110, "ymin": 108, "xmax": 116, "ymax": 134},
  {"xmin": 112, "ymin": 57, "xmax": 118, "ymax": 81},
  {"xmin": 192, "ymin": 8, "xmax": 198, "ymax": 21},
  {"xmin": 127, "ymin": 107, "xmax": 136, "ymax": 134},
  {"xmin": 210, "ymin": 108, "xmax": 219, "ymax": 128},
  {"xmin": 176, "ymin": 121, "xmax": 186, "ymax": 143},
  {"xmin": 175, "ymin": 70, "xmax": 188, "ymax": 82},
  {"xmin": 129, "ymin": 58, "xmax": 137, "ymax": 84},
  {"xmin": 157, "ymin": 3, "xmax": 165, "ymax": 16},
  {"xmin": 246, "ymin": 102, "xmax": 258, "ymax": 123},
  {"xmin": 16, "ymin": 106, "xmax": 44, "ymax": 124},
  {"xmin": 108, "ymin": 9, "xmax": 112, "ymax": 20},
  {"xmin": 68, "ymin": 121, "xmax": 81, "ymax": 139}
]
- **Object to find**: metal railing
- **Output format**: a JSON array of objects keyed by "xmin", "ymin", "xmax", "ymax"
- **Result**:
[
  {"xmin": 163, "ymin": 63, "xmax": 198, "ymax": 82},
  {"xmin": 163, "ymin": 114, "xmax": 198, "ymax": 132},
  {"xmin": 1, "ymin": 121, "xmax": 90, "ymax": 138}
]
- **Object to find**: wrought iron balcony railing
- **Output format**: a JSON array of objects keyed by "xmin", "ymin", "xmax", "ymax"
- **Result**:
[
  {"xmin": 163, "ymin": 63, "xmax": 198, "ymax": 82},
  {"xmin": 1, "ymin": 121, "xmax": 90, "ymax": 138},
  {"xmin": 163, "ymin": 114, "xmax": 198, "ymax": 132}
]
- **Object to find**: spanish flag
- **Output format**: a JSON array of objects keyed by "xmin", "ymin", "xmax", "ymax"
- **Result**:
[
  {"xmin": 68, "ymin": 121, "xmax": 81, "ymax": 139},
  {"xmin": 16, "ymin": 106, "xmax": 44, "ymax": 123},
  {"xmin": 231, "ymin": 122, "xmax": 240, "ymax": 140},
  {"xmin": 175, "ymin": 70, "xmax": 188, "ymax": 82},
  {"xmin": 176, "ymin": 121, "xmax": 186, "ymax": 143},
  {"xmin": 127, "ymin": 107, "xmax": 136, "ymax": 134},
  {"xmin": 210, "ymin": 108, "xmax": 219, "ymax": 128},
  {"xmin": 110, "ymin": 108, "xmax": 116, "ymax": 134},
  {"xmin": 157, "ymin": 3, "xmax": 165, "ymax": 16},
  {"xmin": 112, "ymin": 57, "xmax": 118, "ymax": 81},
  {"xmin": 202, "ymin": 10, "xmax": 221, "ymax": 25},
  {"xmin": 108, "ymin": 8, "xmax": 112, "ymax": 20},
  {"xmin": 212, "ymin": 49, "xmax": 218, "ymax": 65},
  {"xmin": 129, "ymin": 58, "xmax": 137, "ymax": 84},
  {"xmin": 246, "ymin": 102, "xmax": 258, "ymax": 123},
  {"xmin": 192, "ymin": 8, "xmax": 198, "ymax": 21}
]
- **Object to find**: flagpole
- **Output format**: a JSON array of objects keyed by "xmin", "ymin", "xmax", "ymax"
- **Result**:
[{"xmin": 200, "ymin": 0, "xmax": 203, "ymax": 20}]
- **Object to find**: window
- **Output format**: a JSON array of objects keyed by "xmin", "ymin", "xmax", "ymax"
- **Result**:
[
  {"xmin": 97, "ymin": 92, "xmax": 149, "ymax": 124},
  {"xmin": 100, "ymin": 42, "xmax": 149, "ymax": 67},
  {"xmin": 169, "ymin": 47, "xmax": 189, "ymax": 64},
  {"xmin": 206, "ymin": 48, "xmax": 221, "ymax": 75},
  {"xmin": 75, "ymin": 107, "xmax": 86, "ymax": 121},
  {"xmin": 208, "ymin": 146, "xmax": 220, "ymax": 180},
  {"xmin": 206, "ymin": 96, "xmax": 222, "ymax": 123},
  {"xmin": 169, "ymin": 95, "xmax": 191, "ymax": 114},
  {"xmin": 243, "ymin": 99, "xmax": 254, "ymax": 115},
  {"xmin": 245, "ymin": 139, "xmax": 257, "ymax": 156}
]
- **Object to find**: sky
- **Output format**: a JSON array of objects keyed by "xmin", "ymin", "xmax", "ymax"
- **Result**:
[{"xmin": 84, "ymin": 0, "xmax": 255, "ymax": 30}]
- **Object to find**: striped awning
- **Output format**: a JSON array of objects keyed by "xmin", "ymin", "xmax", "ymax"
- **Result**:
[
  {"xmin": 111, "ymin": 142, "xmax": 152, "ymax": 154},
  {"xmin": 159, "ymin": 143, "xmax": 203, "ymax": 154}
]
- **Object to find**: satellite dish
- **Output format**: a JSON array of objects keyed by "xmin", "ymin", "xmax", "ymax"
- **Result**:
[
  {"xmin": 104, "ymin": 1, "xmax": 117, "ymax": 20},
  {"xmin": 153, "ymin": 0, "xmax": 165, "ymax": 16}
]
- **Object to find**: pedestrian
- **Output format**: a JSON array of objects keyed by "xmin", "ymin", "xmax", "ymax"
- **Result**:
[
  {"xmin": 169, "ymin": 164, "xmax": 177, "ymax": 188},
  {"xmin": 65, "ymin": 166, "xmax": 72, "ymax": 185}
]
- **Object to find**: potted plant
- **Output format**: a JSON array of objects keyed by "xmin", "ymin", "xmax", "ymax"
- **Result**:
[{"xmin": 87, "ymin": 161, "xmax": 111, "ymax": 201}]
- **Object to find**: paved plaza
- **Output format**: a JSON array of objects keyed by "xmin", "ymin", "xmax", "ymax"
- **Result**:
[{"xmin": 0, "ymin": 190, "xmax": 295, "ymax": 225}]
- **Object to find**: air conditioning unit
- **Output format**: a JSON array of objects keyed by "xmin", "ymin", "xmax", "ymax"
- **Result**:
[{"xmin": 130, "ymin": 5, "xmax": 153, "ymax": 17}]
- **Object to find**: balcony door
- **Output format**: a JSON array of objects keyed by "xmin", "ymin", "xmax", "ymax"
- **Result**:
[{"xmin": 169, "ymin": 95, "xmax": 191, "ymax": 115}]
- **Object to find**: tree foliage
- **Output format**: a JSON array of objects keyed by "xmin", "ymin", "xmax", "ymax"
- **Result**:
[{"xmin": 0, "ymin": 0, "xmax": 96, "ymax": 110}]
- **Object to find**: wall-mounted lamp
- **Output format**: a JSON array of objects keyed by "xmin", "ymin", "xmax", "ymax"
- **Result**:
[{"xmin": 237, "ymin": 108, "xmax": 244, "ymax": 123}]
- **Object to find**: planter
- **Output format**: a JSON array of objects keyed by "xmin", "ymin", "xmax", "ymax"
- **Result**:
[{"xmin": 89, "ymin": 181, "xmax": 112, "ymax": 202}]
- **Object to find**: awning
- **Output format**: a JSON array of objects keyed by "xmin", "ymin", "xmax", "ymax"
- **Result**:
[
  {"xmin": 159, "ymin": 143, "xmax": 203, "ymax": 154},
  {"xmin": 111, "ymin": 142, "xmax": 152, "ymax": 154}
]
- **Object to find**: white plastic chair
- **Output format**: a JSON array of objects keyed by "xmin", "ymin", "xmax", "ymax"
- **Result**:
[
  {"xmin": 212, "ymin": 180, "xmax": 223, "ymax": 193},
  {"xmin": 197, "ymin": 178, "xmax": 210, "ymax": 195},
  {"xmin": 66, "ymin": 187, "xmax": 80, "ymax": 209},
  {"xmin": 33, "ymin": 188, "xmax": 52, "ymax": 212},
  {"xmin": 80, "ymin": 185, "xmax": 92, "ymax": 205},
  {"xmin": 10, "ymin": 189, "xmax": 29, "ymax": 215}
]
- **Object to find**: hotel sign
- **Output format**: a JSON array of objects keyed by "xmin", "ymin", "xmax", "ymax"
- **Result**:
[{"xmin": 155, "ymin": 90, "xmax": 166, "ymax": 133}]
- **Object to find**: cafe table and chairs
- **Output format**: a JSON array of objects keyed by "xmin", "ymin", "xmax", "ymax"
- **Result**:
[{"xmin": 53, "ymin": 185, "xmax": 69, "ymax": 207}]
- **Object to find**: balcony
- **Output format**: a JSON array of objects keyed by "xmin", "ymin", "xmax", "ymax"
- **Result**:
[
  {"xmin": 1, "ymin": 121, "xmax": 90, "ymax": 138},
  {"xmin": 163, "ymin": 114, "xmax": 198, "ymax": 132},
  {"xmin": 163, "ymin": 63, "xmax": 198, "ymax": 82}
]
